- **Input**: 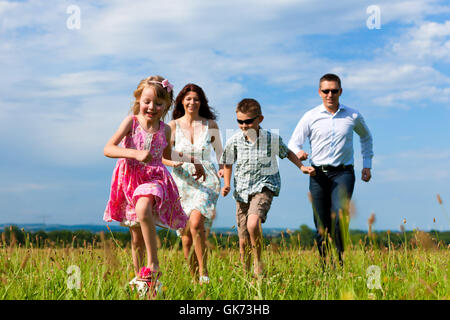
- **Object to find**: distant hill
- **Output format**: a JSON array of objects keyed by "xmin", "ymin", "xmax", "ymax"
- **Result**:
[{"xmin": 0, "ymin": 223, "xmax": 290, "ymax": 235}]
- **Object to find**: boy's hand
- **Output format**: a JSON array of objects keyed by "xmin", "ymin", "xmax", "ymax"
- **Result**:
[
  {"xmin": 221, "ymin": 185, "xmax": 230, "ymax": 197},
  {"xmin": 301, "ymin": 165, "xmax": 316, "ymax": 176}
]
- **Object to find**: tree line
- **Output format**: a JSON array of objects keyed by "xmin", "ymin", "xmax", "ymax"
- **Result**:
[{"xmin": 1, "ymin": 224, "xmax": 449, "ymax": 250}]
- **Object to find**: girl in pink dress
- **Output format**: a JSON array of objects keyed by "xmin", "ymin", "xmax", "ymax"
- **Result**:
[{"xmin": 103, "ymin": 75, "xmax": 205, "ymax": 291}]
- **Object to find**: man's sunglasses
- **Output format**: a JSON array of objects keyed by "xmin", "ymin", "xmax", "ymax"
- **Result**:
[
  {"xmin": 237, "ymin": 116, "xmax": 259, "ymax": 125},
  {"xmin": 321, "ymin": 89, "xmax": 340, "ymax": 95}
]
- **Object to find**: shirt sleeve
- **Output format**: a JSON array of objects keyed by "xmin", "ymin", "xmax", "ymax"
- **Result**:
[
  {"xmin": 278, "ymin": 135, "xmax": 289, "ymax": 159},
  {"xmin": 219, "ymin": 136, "xmax": 237, "ymax": 165},
  {"xmin": 353, "ymin": 112, "xmax": 373, "ymax": 169},
  {"xmin": 268, "ymin": 132, "xmax": 289, "ymax": 159},
  {"xmin": 288, "ymin": 113, "xmax": 310, "ymax": 154}
]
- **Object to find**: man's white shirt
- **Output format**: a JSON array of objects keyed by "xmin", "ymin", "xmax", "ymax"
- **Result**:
[{"xmin": 288, "ymin": 103, "xmax": 373, "ymax": 168}]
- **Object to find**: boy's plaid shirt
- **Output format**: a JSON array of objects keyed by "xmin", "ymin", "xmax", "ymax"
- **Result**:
[{"xmin": 220, "ymin": 128, "xmax": 289, "ymax": 203}]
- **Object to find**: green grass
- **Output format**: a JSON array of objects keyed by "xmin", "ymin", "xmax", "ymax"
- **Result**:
[{"xmin": 1, "ymin": 238, "xmax": 449, "ymax": 300}]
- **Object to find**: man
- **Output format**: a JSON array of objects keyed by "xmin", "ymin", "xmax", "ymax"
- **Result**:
[{"xmin": 288, "ymin": 73, "xmax": 373, "ymax": 264}]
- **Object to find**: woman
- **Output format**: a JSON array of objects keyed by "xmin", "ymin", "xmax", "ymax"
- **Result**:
[{"xmin": 163, "ymin": 83, "xmax": 223, "ymax": 284}]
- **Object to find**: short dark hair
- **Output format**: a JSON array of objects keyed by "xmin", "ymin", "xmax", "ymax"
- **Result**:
[
  {"xmin": 236, "ymin": 98, "xmax": 261, "ymax": 115},
  {"xmin": 173, "ymin": 83, "xmax": 217, "ymax": 120},
  {"xmin": 319, "ymin": 73, "xmax": 341, "ymax": 88}
]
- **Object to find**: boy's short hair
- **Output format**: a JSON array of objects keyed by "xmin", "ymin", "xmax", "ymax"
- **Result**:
[
  {"xmin": 319, "ymin": 73, "xmax": 341, "ymax": 88},
  {"xmin": 236, "ymin": 98, "xmax": 262, "ymax": 116}
]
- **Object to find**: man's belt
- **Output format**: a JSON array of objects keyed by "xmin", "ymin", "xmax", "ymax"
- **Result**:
[{"xmin": 312, "ymin": 164, "xmax": 354, "ymax": 172}]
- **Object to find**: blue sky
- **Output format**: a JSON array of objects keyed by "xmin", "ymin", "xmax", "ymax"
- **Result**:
[{"xmin": 1, "ymin": 0, "xmax": 449, "ymax": 232}]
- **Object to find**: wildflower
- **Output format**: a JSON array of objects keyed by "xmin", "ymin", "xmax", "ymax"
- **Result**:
[
  {"xmin": 341, "ymin": 291, "xmax": 354, "ymax": 300},
  {"xmin": 437, "ymin": 194, "xmax": 442, "ymax": 205},
  {"xmin": 349, "ymin": 200, "xmax": 357, "ymax": 218},
  {"xmin": 368, "ymin": 213, "xmax": 376, "ymax": 226},
  {"xmin": 20, "ymin": 252, "xmax": 30, "ymax": 269}
]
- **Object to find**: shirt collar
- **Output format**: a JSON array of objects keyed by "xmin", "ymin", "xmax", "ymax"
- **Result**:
[
  {"xmin": 239, "ymin": 126, "xmax": 265, "ymax": 142},
  {"xmin": 319, "ymin": 103, "xmax": 344, "ymax": 114}
]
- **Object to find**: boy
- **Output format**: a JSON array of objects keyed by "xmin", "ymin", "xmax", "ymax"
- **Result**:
[{"xmin": 220, "ymin": 98, "xmax": 315, "ymax": 277}]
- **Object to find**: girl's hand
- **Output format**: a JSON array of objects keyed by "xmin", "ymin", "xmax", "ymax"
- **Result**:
[
  {"xmin": 193, "ymin": 163, "xmax": 206, "ymax": 181},
  {"xmin": 135, "ymin": 150, "xmax": 153, "ymax": 163},
  {"xmin": 301, "ymin": 165, "xmax": 316, "ymax": 176},
  {"xmin": 221, "ymin": 186, "xmax": 230, "ymax": 197},
  {"xmin": 217, "ymin": 168, "xmax": 224, "ymax": 178}
]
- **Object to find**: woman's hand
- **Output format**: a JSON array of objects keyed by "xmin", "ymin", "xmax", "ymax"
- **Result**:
[{"xmin": 193, "ymin": 163, "xmax": 206, "ymax": 181}]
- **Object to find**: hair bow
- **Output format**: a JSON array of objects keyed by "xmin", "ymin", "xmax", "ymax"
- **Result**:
[{"xmin": 161, "ymin": 79, "xmax": 174, "ymax": 93}]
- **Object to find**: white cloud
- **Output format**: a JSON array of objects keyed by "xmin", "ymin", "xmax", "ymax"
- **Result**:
[
  {"xmin": 0, "ymin": 183, "xmax": 49, "ymax": 193},
  {"xmin": 331, "ymin": 18, "xmax": 450, "ymax": 108},
  {"xmin": 1, "ymin": 0, "xmax": 449, "ymax": 167},
  {"xmin": 392, "ymin": 21, "xmax": 450, "ymax": 62},
  {"xmin": 37, "ymin": 71, "xmax": 126, "ymax": 98},
  {"xmin": 374, "ymin": 148, "xmax": 450, "ymax": 182}
]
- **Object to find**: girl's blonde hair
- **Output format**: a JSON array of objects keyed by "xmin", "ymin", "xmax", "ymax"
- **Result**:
[{"xmin": 131, "ymin": 75, "xmax": 174, "ymax": 117}]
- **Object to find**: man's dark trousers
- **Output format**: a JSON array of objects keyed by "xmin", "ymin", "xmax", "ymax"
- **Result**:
[{"xmin": 309, "ymin": 166, "xmax": 355, "ymax": 262}]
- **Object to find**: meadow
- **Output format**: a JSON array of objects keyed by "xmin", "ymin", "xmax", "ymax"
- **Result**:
[{"xmin": 1, "ymin": 227, "xmax": 449, "ymax": 300}]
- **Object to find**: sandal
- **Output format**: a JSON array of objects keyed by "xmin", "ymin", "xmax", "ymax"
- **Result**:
[
  {"xmin": 129, "ymin": 277, "xmax": 149, "ymax": 299},
  {"xmin": 138, "ymin": 266, "xmax": 162, "ymax": 282},
  {"xmin": 129, "ymin": 277, "xmax": 162, "ymax": 299}
]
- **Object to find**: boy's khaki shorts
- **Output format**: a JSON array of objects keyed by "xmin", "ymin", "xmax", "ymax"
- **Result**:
[{"xmin": 236, "ymin": 187, "xmax": 274, "ymax": 239}]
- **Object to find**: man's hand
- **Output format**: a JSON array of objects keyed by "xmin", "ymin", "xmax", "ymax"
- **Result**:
[
  {"xmin": 296, "ymin": 150, "xmax": 308, "ymax": 161},
  {"xmin": 301, "ymin": 165, "xmax": 316, "ymax": 176},
  {"xmin": 362, "ymin": 168, "xmax": 371, "ymax": 182}
]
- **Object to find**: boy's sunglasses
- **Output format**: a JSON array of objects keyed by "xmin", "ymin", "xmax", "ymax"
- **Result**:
[
  {"xmin": 237, "ymin": 116, "xmax": 259, "ymax": 125},
  {"xmin": 321, "ymin": 89, "xmax": 340, "ymax": 95}
]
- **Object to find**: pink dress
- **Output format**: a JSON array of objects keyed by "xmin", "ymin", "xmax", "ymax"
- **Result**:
[{"xmin": 104, "ymin": 116, "xmax": 188, "ymax": 229}]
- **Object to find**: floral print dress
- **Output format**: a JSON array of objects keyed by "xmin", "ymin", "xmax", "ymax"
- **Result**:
[
  {"xmin": 171, "ymin": 120, "xmax": 220, "ymax": 229},
  {"xmin": 104, "ymin": 116, "xmax": 188, "ymax": 229}
]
